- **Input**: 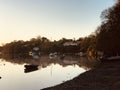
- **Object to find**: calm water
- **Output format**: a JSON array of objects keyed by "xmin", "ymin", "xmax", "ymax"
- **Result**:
[{"xmin": 0, "ymin": 56, "xmax": 97, "ymax": 90}]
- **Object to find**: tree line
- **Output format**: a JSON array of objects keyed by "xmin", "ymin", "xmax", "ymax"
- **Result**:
[
  {"xmin": 1, "ymin": 0, "xmax": 120, "ymax": 58},
  {"xmin": 96, "ymin": 0, "xmax": 120, "ymax": 56},
  {"xmin": 0, "ymin": 35, "xmax": 96, "ymax": 59}
]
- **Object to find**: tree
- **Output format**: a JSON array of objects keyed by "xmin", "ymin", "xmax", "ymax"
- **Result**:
[
  {"xmin": 96, "ymin": 0, "xmax": 120, "ymax": 55},
  {"xmin": 81, "ymin": 34, "xmax": 96, "ymax": 53}
]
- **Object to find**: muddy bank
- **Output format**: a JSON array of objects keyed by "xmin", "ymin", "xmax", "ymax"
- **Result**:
[{"xmin": 42, "ymin": 60, "xmax": 120, "ymax": 90}]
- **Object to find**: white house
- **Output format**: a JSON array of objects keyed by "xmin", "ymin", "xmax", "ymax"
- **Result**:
[{"xmin": 63, "ymin": 41, "xmax": 80, "ymax": 46}]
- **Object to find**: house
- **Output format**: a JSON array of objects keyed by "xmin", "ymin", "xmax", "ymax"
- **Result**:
[{"xmin": 63, "ymin": 41, "xmax": 79, "ymax": 46}]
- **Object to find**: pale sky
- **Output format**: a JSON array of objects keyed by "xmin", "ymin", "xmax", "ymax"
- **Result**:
[{"xmin": 0, "ymin": 0, "xmax": 115, "ymax": 45}]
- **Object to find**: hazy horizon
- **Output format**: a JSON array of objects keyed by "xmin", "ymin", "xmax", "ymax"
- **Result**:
[{"xmin": 0, "ymin": 0, "xmax": 115, "ymax": 45}]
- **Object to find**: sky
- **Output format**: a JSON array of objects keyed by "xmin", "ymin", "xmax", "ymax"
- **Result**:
[{"xmin": 0, "ymin": 0, "xmax": 115, "ymax": 45}]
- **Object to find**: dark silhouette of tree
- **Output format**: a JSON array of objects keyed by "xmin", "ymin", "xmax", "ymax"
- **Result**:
[
  {"xmin": 0, "ymin": 46, "xmax": 2, "ymax": 52},
  {"xmin": 96, "ymin": 0, "xmax": 120, "ymax": 55}
]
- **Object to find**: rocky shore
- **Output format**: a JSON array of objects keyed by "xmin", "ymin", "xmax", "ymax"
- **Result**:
[{"xmin": 42, "ymin": 60, "xmax": 120, "ymax": 90}]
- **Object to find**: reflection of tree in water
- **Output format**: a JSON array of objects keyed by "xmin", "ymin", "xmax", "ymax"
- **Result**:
[
  {"xmin": 79, "ymin": 56, "xmax": 99, "ymax": 70},
  {"xmin": 1, "ymin": 55, "xmax": 99, "ymax": 71}
]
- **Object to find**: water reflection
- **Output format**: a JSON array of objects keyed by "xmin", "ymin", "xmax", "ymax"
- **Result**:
[
  {"xmin": 0, "ymin": 55, "xmax": 98, "ymax": 90},
  {"xmin": 1, "ymin": 55, "xmax": 98, "ymax": 71},
  {"xmin": 24, "ymin": 64, "xmax": 39, "ymax": 73}
]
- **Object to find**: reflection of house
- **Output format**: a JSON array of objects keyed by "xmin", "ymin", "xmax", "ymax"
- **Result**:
[{"xmin": 63, "ymin": 60, "xmax": 78, "ymax": 65}]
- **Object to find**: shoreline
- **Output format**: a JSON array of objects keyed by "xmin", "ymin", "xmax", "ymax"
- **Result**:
[{"xmin": 42, "ymin": 60, "xmax": 120, "ymax": 90}]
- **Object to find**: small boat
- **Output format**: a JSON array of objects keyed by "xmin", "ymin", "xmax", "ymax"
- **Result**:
[
  {"xmin": 107, "ymin": 56, "xmax": 120, "ymax": 60},
  {"xmin": 100, "ymin": 56, "xmax": 120, "ymax": 61}
]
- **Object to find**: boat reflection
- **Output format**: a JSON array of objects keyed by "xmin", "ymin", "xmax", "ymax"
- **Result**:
[{"xmin": 24, "ymin": 64, "xmax": 39, "ymax": 73}]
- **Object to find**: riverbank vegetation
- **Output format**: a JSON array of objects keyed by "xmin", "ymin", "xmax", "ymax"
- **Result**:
[
  {"xmin": 96, "ymin": 0, "xmax": 120, "ymax": 56},
  {"xmin": 1, "ymin": 0, "xmax": 120, "ymax": 59},
  {"xmin": 0, "ymin": 35, "xmax": 97, "ymax": 59}
]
